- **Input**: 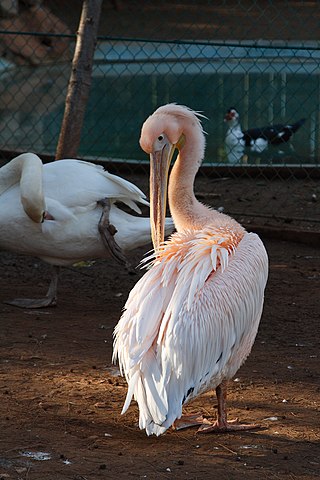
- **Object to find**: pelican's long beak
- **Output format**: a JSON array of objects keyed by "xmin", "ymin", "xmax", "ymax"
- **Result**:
[{"xmin": 150, "ymin": 140, "xmax": 176, "ymax": 253}]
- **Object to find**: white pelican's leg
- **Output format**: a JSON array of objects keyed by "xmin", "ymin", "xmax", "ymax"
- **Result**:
[
  {"xmin": 5, "ymin": 266, "xmax": 59, "ymax": 309},
  {"xmin": 198, "ymin": 382, "xmax": 260, "ymax": 433},
  {"xmin": 97, "ymin": 198, "xmax": 134, "ymax": 273}
]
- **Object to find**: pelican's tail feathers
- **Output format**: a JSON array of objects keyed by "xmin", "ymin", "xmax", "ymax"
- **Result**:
[
  {"xmin": 140, "ymin": 355, "xmax": 168, "ymax": 424},
  {"xmin": 123, "ymin": 199, "xmax": 144, "ymax": 214},
  {"xmin": 121, "ymin": 369, "xmax": 139, "ymax": 414},
  {"xmin": 120, "ymin": 352, "xmax": 170, "ymax": 435},
  {"xmin": 103, "ymin": 170, "xmax": 150, "ymax": 209},
  {"xmin": 113, "ymin": 272, "xmax": 172, "ymax": 435},
  {"xmin": 135, "ymin": 349, "xmax": 187, "ymax": 436},
  {"xmin": 145, "ymin": 422, "xmax": 167, "ymax": 437}
]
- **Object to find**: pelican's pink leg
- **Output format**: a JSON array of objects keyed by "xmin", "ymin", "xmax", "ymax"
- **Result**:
[{"xmin": 198, "ymin": 382, "xmax": 260, "ymax": 433}]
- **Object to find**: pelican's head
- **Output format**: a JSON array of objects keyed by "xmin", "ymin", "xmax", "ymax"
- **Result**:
[
  {"xmin": 224, "ymin": 107, "xmax": 240, "ymax": 126},
  {"xmin": 21, "ymin": 197, "xmax": 46, "ymax": 223},
  {"xmin": 140, "ymin": 104, "xmax": 205, "ymax": 252}
]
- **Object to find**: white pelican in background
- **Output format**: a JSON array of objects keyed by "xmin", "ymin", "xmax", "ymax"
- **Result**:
[
  {"xmin": 113, "ymin": 104, "xmax": 268, "ymax": 436},
  {"xmin": 0, "ymin": 153, "xmax": 174, "ymax": 308}
]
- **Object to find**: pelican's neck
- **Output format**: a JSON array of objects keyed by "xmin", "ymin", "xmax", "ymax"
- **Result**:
[
  {"xmin": 167, "ymin": 129, "xmax": 208, "ymax": 231},
  {"xmin": 168, "ymin": 129, "xmax": 244, "ymax": 234},
  {"xmin": 0, "ymin": 153, "xmax": 45, "ymax": 223}
]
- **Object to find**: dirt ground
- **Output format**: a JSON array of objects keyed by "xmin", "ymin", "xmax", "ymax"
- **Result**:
[{"xmin": 0, "ymin": 175, "xmax": 319, "ymax": 480}]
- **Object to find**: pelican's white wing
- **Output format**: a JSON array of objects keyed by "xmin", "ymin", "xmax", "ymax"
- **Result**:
[
  {"xmin": 113, "ymin": 227, "xmax": 268, "ymax": 436},
  {"xmin": 43, "ymin": 159, "xmax": 149, "ymax": 214}
]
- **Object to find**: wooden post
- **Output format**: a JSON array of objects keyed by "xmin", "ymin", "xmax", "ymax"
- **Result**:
[{"xmin": 55, "ymin": 0, "xmax": 102, "ymax": 160}]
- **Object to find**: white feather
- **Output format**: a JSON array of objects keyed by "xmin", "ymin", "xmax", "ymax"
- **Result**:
[{"xmin": 0, "ymin": 155, "xmax": 175, "ymax": 267}]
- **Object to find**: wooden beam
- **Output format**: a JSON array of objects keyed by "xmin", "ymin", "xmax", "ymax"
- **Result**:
[{"xmin": 55, "ymin": 0, "xmax": 102, "ymax": 160}]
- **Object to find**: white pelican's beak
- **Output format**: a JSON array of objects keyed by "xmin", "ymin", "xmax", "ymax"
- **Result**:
[{"xmin": 149, "ymin": 137, "xmax": 176, "ymax": 253}]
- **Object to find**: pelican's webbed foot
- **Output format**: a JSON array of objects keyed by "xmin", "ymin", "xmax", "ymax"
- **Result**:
[
  {"xmin": 197, "ymin": 418, "xmax": 260, "ymax": 433},
  {"xmin": 4, "ymin": 266, "xmax": 59, "ymax": 309},
  {"xmin": 173, "ymin": 414, "xmax": 207, "ymax": 431},
  {"xmin": 5, "ymin": 296, "xmax": 57, "ymax": 309}
]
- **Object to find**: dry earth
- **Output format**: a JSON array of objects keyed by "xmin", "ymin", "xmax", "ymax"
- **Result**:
[{"xmin": 0, "ymin": 175, "xmax": 319, "ymax": 480}]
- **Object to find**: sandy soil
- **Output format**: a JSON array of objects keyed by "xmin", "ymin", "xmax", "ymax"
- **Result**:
[{"xmin": 0, "ymin": 175, "xmax": 319, "ymax": 480}]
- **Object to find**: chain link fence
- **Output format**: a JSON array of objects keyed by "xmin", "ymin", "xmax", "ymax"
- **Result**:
[{"xmin": 0, "ymin": 1, "xmax": 319, "ymax": 235}]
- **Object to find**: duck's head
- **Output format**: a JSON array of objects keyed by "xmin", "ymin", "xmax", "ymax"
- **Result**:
[{"xmin": 224, "ymin": 108, "xmax": 240, "ymax": 125}]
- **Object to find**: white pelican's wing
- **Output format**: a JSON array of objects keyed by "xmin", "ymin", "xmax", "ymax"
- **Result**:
[
  {"xmin": 43, "ymin": 160, "xmax": 149, "ymax": 214},
  {"xmin": 113, "ymin": 228, "xmax": 268, "ymax": 436}
]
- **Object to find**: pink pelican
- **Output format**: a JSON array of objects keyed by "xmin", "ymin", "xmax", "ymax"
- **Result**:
[{"xmin": 113, "ymin": 104, "xmax": 269, "ymax": 436}]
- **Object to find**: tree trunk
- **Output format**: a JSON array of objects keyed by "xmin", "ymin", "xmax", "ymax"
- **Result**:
[{"xmin": 55, "ymin": 0, "xmax": 102, "ymax": 160}]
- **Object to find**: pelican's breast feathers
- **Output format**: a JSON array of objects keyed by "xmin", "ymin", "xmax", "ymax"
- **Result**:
[{"xmin": 114, "ymin": 225, "xmax": 268, "ymax": 435}]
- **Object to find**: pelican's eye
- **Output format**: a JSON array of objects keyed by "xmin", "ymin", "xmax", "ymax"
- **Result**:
[{"xmin": 154, "ymin": 133, "xmax": 167, "ymax": 151}]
